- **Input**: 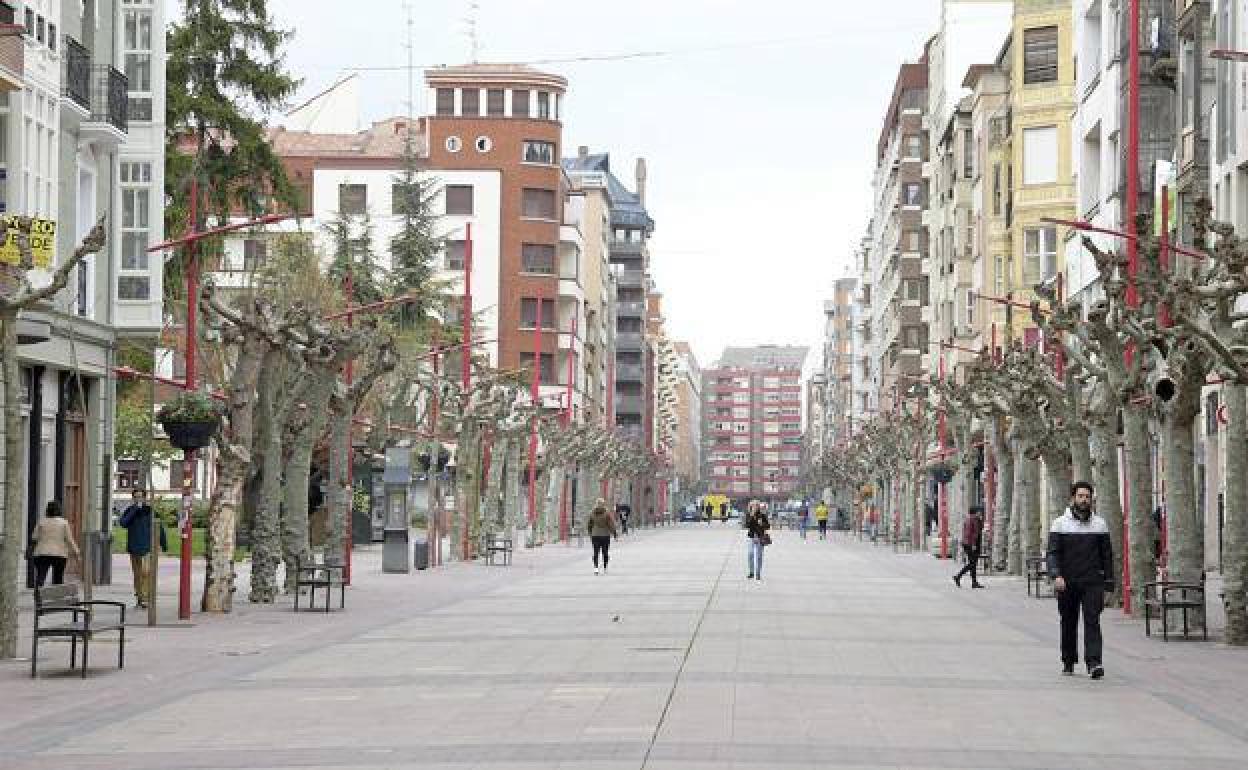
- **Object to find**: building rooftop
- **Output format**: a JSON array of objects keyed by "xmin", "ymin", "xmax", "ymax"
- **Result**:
[
  {"xmin": 425, "ymin": 63, "xmax": 568, "ymax": 90},
  {"xmin": 563, "ymin": 151, "xmax": 653, "ymax": 230},
  {"xmin": 268, "ymin": 117, "xmax": 426, "ymax": 159},
  {"xmin": 715, "ymin": 345, "xmax": 809, "ymax": 370}
]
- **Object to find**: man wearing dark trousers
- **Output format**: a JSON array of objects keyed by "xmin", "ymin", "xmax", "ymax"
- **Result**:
[
  {"xmin": 952, "ymin": 505, "xmax": 985, "ymax": 588},
  {"xmin": 1047, "ymin": 481, "xmax": 1114, "ymax": 679}
]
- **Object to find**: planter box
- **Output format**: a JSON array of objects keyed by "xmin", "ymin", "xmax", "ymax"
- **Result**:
[{"xmin": 162, "ymin": 419, "xmax": 218, "ymax": 451}]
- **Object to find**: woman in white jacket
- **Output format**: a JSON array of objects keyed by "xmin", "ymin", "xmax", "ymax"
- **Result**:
[{"xmin": 30, "ymin": 501, "xmax": 80, "ymax": 586}]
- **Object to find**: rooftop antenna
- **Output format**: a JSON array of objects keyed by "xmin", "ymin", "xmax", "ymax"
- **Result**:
[{"xmin": 465, "ymin": 1, "xmax": 481, "ymax": 63}]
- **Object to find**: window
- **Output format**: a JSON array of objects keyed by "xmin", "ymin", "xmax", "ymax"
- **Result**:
[
  {"xmin": 487, "ymin": 89, "xmax": 505, "ymax": 116},
  {"xmin": 1022, "ymin": 126, "xmax": 1058, "ymax": 185},
  {"xmin": 992, "ymin": 163, "xmax": 1002, "ymax": 215},
  {"xmin": 512, "ymin": 89, "xmax": 529, "ymax": 117},
  {"xmin": 521, "ymin": 243, "xmax": 555, "ymax": 274},
  {"xmin": 436, "ymin": 88, "xmax": 454, "ymax": 116},
  {"xmin": 522, "ymin": 188, "xmax": 556, "ymax": 219},
  {"xmin": 445, "ymin": 240, "xmax": 466, "ymax": 270},
  {"xmin": 338, "ymin": 183, "xmax": 367, "ymax": 216},
  {"xmin": 1024, "ymin": 226, "xmax": 1057, "ymax": 284},
  {"xmin": 523, "ymin": 140, "xmax": 555, "ymax": 164},
  {"xmin": 242, "ymin": 239, "xmax": 267, "ymax": 271},
  {"xmin": 963, "ymin": 129, "xmax": 974, "ymax": 178},
  {"xmin": 1023, "ymin": 26, "xmax": 1059, "ymax": 84},
  {"xmin": 168, "ymin": 459, "xmax": 199, "ymax": 490},
  {"xmin": 904, "ymin": 230, "xmax": 922, "ymax": 252},
  {"xmin": 994, "ymin": 255, "xmax": 1005, "ymax": 296},
  {"xmin": 461, "ymin": 88, "xmax": 479, "ymax": 116},
  {"xmin": 905, "ymin": 135, "xmax": 922, "ymax": 159},
  {"xmin": 1206, "ymin": 391, "xmax": 1221, "ymax": 436},
  {"xmin": 518, "ymin": 352, "xmax": 555, "ymax": 385},
  {"xmin": 474, "ymin": 136, "xmax": 492, "ymax": 153},
  {"xmin": 444, "ymin": 135, "xmax": 462, "ymax": 153},
  {"xmin": 116, "ymin": 460, "xmax": 141, "ymax": 489},
  {"xmin": 123, "ymin": 7, "xmax": 153, "ymax": 121},
  {"xmin": 536, "ymin": 91, "xmax": 551, "ymax": 119},
  {"xmin": 119, "ymin": 161, "xmax": 152, "ymax": 300},
  {"xmin": 23, "ymin": 8, "xmax": 31, "ymax": 36},
  {"xmin": 445, "ymin": 184, "xmax": 474, "ymax": 215},
  {"xmin": 903, "ymin": 183, "xmax": 922, "ymax": 206},
  {"xmin": 520, "ymin": 298, "xmax": 556, "ymax": 329},
  {"xmin": 35, "ymin": 14, "xmax": 43, "ymax": 43},
  {"xmin": 0, "ymin": 3, "xmax": 13, "ymax": 25}
]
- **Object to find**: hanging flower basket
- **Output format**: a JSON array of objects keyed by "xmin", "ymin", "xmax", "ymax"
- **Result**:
[{"xmin": 157, "ymin": 391, "xmax": 222, "ymax": 451}]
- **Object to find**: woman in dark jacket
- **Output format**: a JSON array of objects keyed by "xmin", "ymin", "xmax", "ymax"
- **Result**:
[
  {"xmin": 745, "ymin": 501, "xmax": 770, "ymax": 581},
  {"xmin": 587, "ymin": 498, "xmax": 618, "ymax": 575}
]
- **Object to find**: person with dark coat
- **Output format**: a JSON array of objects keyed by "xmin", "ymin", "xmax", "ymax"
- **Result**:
[
  {"xmin": 745, "ymin": 501, "xmax": 771, "ymax": 581},
  {"xmin": 588, "ymin": 499, "xmax": 619, "ymax": 574},
  {"xmin": 953, "ymin": 506, "xmax": 985, "ymax": 588},
  {"xmin": 1047, "ymin": 481, "xmax": 1114, "ymax": 680},
  {"xmin": 119, "ymin": 489, "xmax": 168, "ymax": 608}
]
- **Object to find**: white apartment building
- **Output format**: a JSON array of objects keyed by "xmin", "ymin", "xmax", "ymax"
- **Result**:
[{"xmin": 5, "ymin": 0, "xmax": 165, "ymax": 579}]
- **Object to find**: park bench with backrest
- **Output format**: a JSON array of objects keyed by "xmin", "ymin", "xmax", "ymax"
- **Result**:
[
  {"xmin": 1144, "ymin": 576, "xmax": 1207, "ymax": 641},
  {"xmin": 293, "ymin": 556, "xmax": 345, "ymax": 612},
  {"xmin": 1026, "ymin": 555, "xmax": 1052, "ymax": 598},
  {"xmin": 480, "ymin": 533, "xmax": 513, "ymax": 566},
  {"xmin": 31, "ymin": 583, "xmax": 126, "ymax": 678}
]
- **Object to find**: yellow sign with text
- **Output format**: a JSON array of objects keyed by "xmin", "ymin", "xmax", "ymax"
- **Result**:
[{"xmin": 0, "ymin": 219, "xmax": 57, "ymax": 268}]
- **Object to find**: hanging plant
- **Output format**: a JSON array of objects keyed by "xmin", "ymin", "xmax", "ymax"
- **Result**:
[
  {"xmin": 157, "ymin": 391, "xmax": 223, "ymax": 451},
  {"xmin": 926, "ymin": 458, "xmax": 957, "ymax": 484}
]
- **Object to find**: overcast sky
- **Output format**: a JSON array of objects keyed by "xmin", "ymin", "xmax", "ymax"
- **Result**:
[{"xmin": 251, "ymin": 0, "xmax": 942, "ymax": 367}]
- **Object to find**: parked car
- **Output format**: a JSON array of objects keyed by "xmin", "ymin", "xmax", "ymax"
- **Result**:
[{"xmin": 678, "ymin": 506, "xmax": 702, "ymax": 522}]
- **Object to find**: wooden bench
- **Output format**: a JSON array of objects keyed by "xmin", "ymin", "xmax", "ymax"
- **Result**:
[
  {"xmin": 1026, "ymin": 556, "xmax": 1052, "ymax": 598},
  {"xmin": 31, "ymin": 584, "xmax": 126, "ymax": 678},
  {"xmin": 481, "ymin": 535, "xmax": 513, "ymax": 566},
  {"xmin": 293, "ymin": 558, "xmax": 345, "ymax": 613},
  {"xmin": 1144, "ymin": 579, "xmax": 1207, "ymax": 641}
]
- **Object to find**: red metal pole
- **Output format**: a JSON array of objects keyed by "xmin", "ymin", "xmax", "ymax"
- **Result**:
[
  {"xmin": 527, "ymin": 295, "xmax": 543, "ymax": 528},
  {"xmin": 460, "ymin": 223, "xmax": 473, "ymax": 561},
  {"xmin": 1126, "ymin": 0, "xmax": 1141, "ymax": 308},
  {"xmin": 179, "ymin": 179, "xmax": 198, "ymax": 620},
  {"xmin": 431, "ymin": 331, "xmax": 441, "ymax": 567},
  {"xmin": 558, "ymin": 314, "xmax": 577, "ymax": 543},
  {"xmin": 938, "ymin": 347, "xmax": 949, "ymax": 559},
  {"xmin": 1121, "ymin": 441, "xmax": 1131, "ymax": 614},
  {"xmin": 343, "ymin": 269, "xmax": 354, "ymax": 585}
]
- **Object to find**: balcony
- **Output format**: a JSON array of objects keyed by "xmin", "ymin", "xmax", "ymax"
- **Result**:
[
  {"xmin": 63, "ymin": 37, "xmax": 91, "ymax": 116},
  {"xmin": 614, "ymin": 394, "xmax": 644, "ymax": 416},
  {"xmin": 616, "ymin": 300, "xmax": 645, "ymax": 318},
  {"xmin": 82, "ymin": 66, "xmax": 129, "ymax": 145},
  {"xmin": 615, "ymin": 271, "xmax": 644, "ymax": 289},
  {"xmin": 615, "ymin": 363, "xmax": 644, "ymax": 382},
  {"xmin": 616, "ymin": 331, "xmax": 643, "ymax": 351},
  {"xmin": 0, "ymin": 24, "xmax": 24, "ymax": 92}
]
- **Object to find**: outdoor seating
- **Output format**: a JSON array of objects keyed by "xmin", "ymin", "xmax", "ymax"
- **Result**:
[
  {"xmin": 1026, "ymin": 556, "xmax": 1052, "ymax": 598},
  {"xmin": 293, "ymin": 557, "xmax": 346, "ymax": 613},
  {"xmin": 481, "ymin": 534, "xmax": 513, "ymax": 566},
  {"xmin": 1144, "ymin": 577, "xmax": 1207, "ymax": 641},
  {"xmin": 31, "ymin": 583, "xmax": 126, "ymax": 678}
]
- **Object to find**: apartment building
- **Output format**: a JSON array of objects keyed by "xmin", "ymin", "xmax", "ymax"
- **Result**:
[
  {"xmin": 820, "ymin": 276, "xmax": 858, "ymax": 448},
  {"xmin": 701, "ymin": 345, "xmax": 808, "ymax": 503},
  {"xmin": 669, "ymin": 340, "xmax": 701, "ymax": 507},
  {"xmin": 4, "ymin": 0, "xmax": 164, "ymax": 581},
  {"xmin": 967, "ymin": 62, "xmax": 1011, "ymax": 350},
  {"xmin": 866, "ymin": 48, "xmax": 930, "ymax": 413}
]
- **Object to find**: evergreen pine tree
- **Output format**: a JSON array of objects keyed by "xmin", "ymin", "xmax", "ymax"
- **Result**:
[
  {"xmin": 388, "ymin": 132, "xmax": 444, "ymax": 327},
  {"xmin": 324, "ymin": 208, "xmax": 385, "ymax": 308},
  {"xmin": 165, "ymin": 0, "xmax": 301, "ymax": 304}
]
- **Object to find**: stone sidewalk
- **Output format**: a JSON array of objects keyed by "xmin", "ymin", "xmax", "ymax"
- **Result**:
[{"xmin": 4, "ymin": 525, "xmax": 1248, "ymax": 769}]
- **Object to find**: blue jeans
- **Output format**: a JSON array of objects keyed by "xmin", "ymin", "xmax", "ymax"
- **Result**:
[{"xmin": 747, "ymin": 537, "xmax": 765, "ymax": 577}]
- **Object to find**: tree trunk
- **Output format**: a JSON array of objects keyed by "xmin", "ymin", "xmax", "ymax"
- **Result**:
[
  {"xmin": 543, "ymin": 467, "xmax": 563, "ymax": 544},
  {"xmin": 1068, "ymin": 422, "xmax": 1092, "ymax": 487},
  {"xmin": 282, "ymin": 380, "xmax": 332, "ymax": 591},
  {"xmin": 1007, "ymin": 433, "xmax": 1026, "ymax": 574},
  {"xmin": 1223, "ymin": 383, "xmax": 1248, "ymax": 644},
  {"xmin": 1123, "ymin": 405, "xmax": 1156, "ymax": 616},
  {"xmin": 1089, "ymin": 419, "xmax": 1124, "ymax": 606},
  {"xmin": 505, "ymin": 443, "xmax": 524, "ymax": 540},
  {"xmin": 452, "ymin": 427, "xmax": 478, "ymax": 561},
  {"xmin": 1041, "ymin": 445, "xmax": 1073, "ymax": 537},
  {"xmin": 249, "ymin": 359, "xmax": 285, "ymax": 602},
  {"xmin": 1163, "ymin": 373, "xmax": 1204, "ymax": 627},
  {"xmin": 324, "ymin": 400, "xmax": 351, "ymax": 567},
  {"xmin": 0, "ymin": 314, "xmax": 24, "ymax": 658},
  {"xmin": 482, "ymin": 436, "xmax": 508, "ymax": 537},
  {"xmin": 990, "ymin": 418, "xmax": 1014, "ymax": 570},
  {"xmin": 202, "ymin": 333, "xmax": 266, "ymax": 612}
]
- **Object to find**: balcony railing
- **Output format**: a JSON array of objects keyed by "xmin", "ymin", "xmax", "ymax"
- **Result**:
[
  {"xmin": 609, "ymin": 239, "xmax": 644, "ymax": 256},
  {"xmin": 615, "ymin": 363, "xmax": 644, "ymax": 382},
  {"xmin": 616, "ymin": 300, "xmax": 645, "ymax": 317},
  {"xmin": 616, "ymin": 271, "xmax": 644, "ymax": 289},
  {"xmin": 64, "ymin": 37, "xmax": 90, "ymax": 111},
  {"xmin": 89, "ymin": 65, "xmax": 129, "ymax": 133},
  {"xmin": 614, "ymin": 394, "xmax": 644, "ymax": 416},
  {"xmin": 616, "ymin": 331, "xmax": 643, "ymax": 351}
]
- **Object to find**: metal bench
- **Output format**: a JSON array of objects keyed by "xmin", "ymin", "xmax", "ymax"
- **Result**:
[
  {"xmin": 1026, "ymin": 556, "xmax": 1052, "ymax": 598},
  {"xmin": 31, "ymin": 583, "xmax": 126, "ymax": 678},
  {"xmin": 1144, "ymin": 579, "xmax": 1207, "ymax": 641},
  {"xmin": 481, "ymin": 535, "xmax": 513, "ymax": 566},
  {"xmin": 293, "ymin": 558, "xmax": 345, "ymax": 613}
]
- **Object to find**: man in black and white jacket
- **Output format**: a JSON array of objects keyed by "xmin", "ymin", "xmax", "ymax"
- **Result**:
[{"xmin": 1047, "ymin": 480, "xmax": 1114, "ymax": 679}]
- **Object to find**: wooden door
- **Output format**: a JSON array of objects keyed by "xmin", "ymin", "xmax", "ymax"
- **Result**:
[{"xmin": 63, "ymin": 417, "xmax": 86, "ymax": 578}]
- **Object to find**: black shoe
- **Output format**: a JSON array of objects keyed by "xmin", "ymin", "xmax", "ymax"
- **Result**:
[
  {"xmin": 747, "ymin": 573, "xmax": 754, "ymax": 579},
  {"xmin": 953, "ymin": 574, "xmax": 962, "ymax": 588},
  {"xmin": 971, "ymin": 583, "xmax": 985, "ymax": 589},
  {"xmin": 1062, "ymin": 663, "xmax": 1075, "ymax": 676},
  {"xmin": 755, "ymin": 575, "xmax": 762, "ymax": 581},
  {"xmin": 1089, "ymin": 665, "xmax": 1105, "ymax": 680}
]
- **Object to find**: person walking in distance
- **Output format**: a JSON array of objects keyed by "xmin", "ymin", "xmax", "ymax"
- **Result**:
[
  {"xmin": 119, "ymin": 489, "xmax": 167, "ymax": 608},
  {"xmin": 952, "ymin": 505, "xmax": 985, "ymax": 588},
  {"xmin": 745, "ymin": 500, "xmax": 771, "ymax": 580},
  {"xmin": 587, "ymin": 499, "xmax": 618, "ymax": 575},
  {"xmin": 798, "ymin": 500, "xmax": 810, "ymax": 541},
  {"xmin": 814, "ymin": 500, "xmax": 829, "ymax": 540},
  {"xmin": 1047, "ymin": 481, "xmax": 1114, "ymax": 679},
  {"xmin": 29, "ymin": 501, "xmax": 80, "ymax": 587}
]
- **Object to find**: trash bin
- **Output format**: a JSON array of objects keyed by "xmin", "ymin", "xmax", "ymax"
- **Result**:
[
  {"xmin": 413, "ymin": 538, "xmax": 429, "ymax": 570},
  {"xmin": 86, "ymin": 531, "xmax": 112, "ymax": 585},
  {"xmin": 352, "ymin": 509, "xmax": 373, "ymax": 547}
]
